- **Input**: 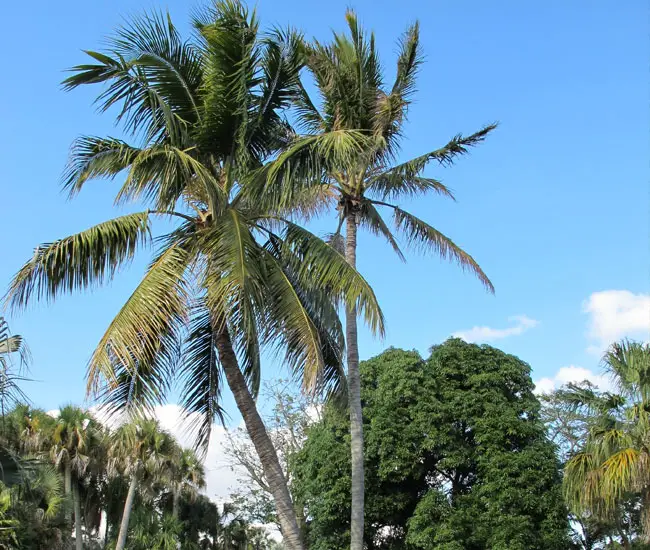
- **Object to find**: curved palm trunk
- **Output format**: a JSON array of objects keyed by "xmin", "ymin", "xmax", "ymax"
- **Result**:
[
  {"xmin": 215, "ymin": 328, "xmax": 305, "ymax": 550},
  {"xmin": 115, "ymin": 474, "xmax": 138, "ymax": 550},
  {"xmin": 74, "ymin": 482, "xmax": 83, "ymax": 550},
  {"xmin": 345, "ymin": 214, "xmax": 364, "ymax": 550}
]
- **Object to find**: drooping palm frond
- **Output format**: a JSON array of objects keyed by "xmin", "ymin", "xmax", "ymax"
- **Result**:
[
  {"xmin": 87, "ymin": 237, "xmax": 191, "ymax": 395},
  {"xmin": 177, "ymin": 303, "xmax": 227, "ymax": 448},
  {"xmin": 5, "ymin": 212, "xmax": 152, "ymax": 310},
  {"xmin": 372, "ymin": 202, "xmax": 494, "ymax": 292}
]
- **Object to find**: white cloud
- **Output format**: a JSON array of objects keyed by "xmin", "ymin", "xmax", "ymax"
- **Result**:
[
  {"xmin": 533, "ymin": 365, "xmax": 612, "ymax": 395},
  {"xmin": 583, "ymin": 290, "xmax": 650, "ymax": 354},
  {"xmin": 452, "ymin": 315, "xmax": 539, "ymax": 343}
]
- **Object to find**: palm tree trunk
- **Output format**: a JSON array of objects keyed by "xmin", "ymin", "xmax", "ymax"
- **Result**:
[
  {"xmin": 64, "ymin": 462, "xmax": 72, "ymax": 524},
  {"xmin": 345, "ymin": 214, "xmax": 364, "ymax": 550},
  {"xmin": 74, "ymin": 482, "xmax": 83, "ymax": 550},
  {"xmin": 115, "ymin": 474, "xmax": 138, "ymax": 550},
  {"xmin": 172, "ymin": 487, "xmax": 180, "ymax": 519},
  {"xmin": 215, "ymin": 328, "xmax": 305, "ymax": 550}
]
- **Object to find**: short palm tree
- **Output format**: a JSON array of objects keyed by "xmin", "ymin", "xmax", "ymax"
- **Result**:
[
  {"xmin": 263, "ymin": 12, "xmax": 494, "ymax": 548},
  {"xmin": 51, "ymin": 405, "xmax": 98, "ymax": 550},
  {"xmin": 4, "ymin": 4, "xmax": 382, "ymax": 549},
  {"xmin": 109, "ymin": 418, "xmax": 176, "ymax": 550},
  {"xmin": 564, "ymin": 340, "xmax": 650, "ymax": 542},
  {"xmin": 169, "ymin": 446, "xmax": 206, "ymax": 518}
]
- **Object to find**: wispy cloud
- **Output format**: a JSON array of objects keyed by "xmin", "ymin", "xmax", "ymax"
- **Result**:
[
  {"xmin": 583, "ymin": 290, "xmax": 650, "ymax": 354},
  {"xmin": 452, "ymin": 315, "xmax": 539, "ymax": 343}
]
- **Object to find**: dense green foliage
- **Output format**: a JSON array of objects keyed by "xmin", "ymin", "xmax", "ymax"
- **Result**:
[{"xmin": 294, "ymin": 339, "xmax": 570, "ymax": 549}]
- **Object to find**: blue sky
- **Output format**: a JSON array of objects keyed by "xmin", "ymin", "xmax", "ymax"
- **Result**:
[{"xmin": 1, "ymin": 0, "xmax": 648, "ymax": 421}]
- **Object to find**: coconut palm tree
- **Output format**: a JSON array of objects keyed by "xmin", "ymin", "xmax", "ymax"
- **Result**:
[
  {"xmin": 564, "ymin": 340, "xmax": 650, "ymax": 544},
  {"xmin": 4, "ymin": 4, "xmax": 382, "ymax": 550},
  {"xmin": 169, "ymin": 446, "xmax": 206, "ymax": 518},
  {"xmin": 109, "ymin": 418, "xmax": 176, "ymax": 550},
  {"xmin": 51, "ymin": 405, "xmax": 98, "ymax": 550},
  {"xmin": 262, "ymin": 12, "xmax": 494, "ymax": 548}
]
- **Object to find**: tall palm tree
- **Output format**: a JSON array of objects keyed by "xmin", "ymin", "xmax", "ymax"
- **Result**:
[
  {"xmin": 263, "ymin": 12, "xmax": 494, "ymax": 548},
  {"xmin": 564, "ymin": 340, "xmax": 650, "ymax": 544},
  {"xmin": 169, "ymin": 446, "xmax": 206, "ymax": 518},
  {"xmin": 4, "ymin": 5, "xmax": 382, "ymax": 549},
  {"xmin": 109, "ymin": 418, "xmax": 176, "ymax": 550},
  {"xmin": 51, "ymin": 405, "xmax": 98, "ymax": 550}
]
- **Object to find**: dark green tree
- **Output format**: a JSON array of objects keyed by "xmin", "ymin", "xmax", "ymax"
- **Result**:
[{"xmin": 294, "ymin": 339, "xmax": 570, "ymax": 549}]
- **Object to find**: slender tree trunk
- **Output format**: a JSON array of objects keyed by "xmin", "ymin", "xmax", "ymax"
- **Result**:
[
  {"xmin": 215, "ymin": 328, "xmax": 305, "ymax": 550},
  {"xmin": 345, "ymin": 214, "xmax": 364, "ymax": 550},
  {"xmin": 64, "ymin": 462, "xmax": 72, "ymax": 524},
  {"xmin": 74, "ymin": 482, "xmax": 83, "ymax": 550},
  {"xmin": 172, "ymin": 487, "xmax": 180, "ymax": 519},
  {"xmin": 115, "ymin": 474, "xmax": 138, "ymax": 550}
]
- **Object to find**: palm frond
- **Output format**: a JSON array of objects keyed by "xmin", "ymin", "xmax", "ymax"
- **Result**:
[
  {"xmin": 5, "ymin": 212, "xmax": 152, "ymax": 311},
  {"xmin": 63, "ymin": 10, "xmax": 202, "ymax": 142},
  {"xmin": 87, "ymin": 236, "xmax": 192, "ymax": 396},
  {"xmin": 63, "ymin": 136, "xmax": 142, "ymax": 197},
  {"xmin": 416, "ymin": 124, "xmax": 498, "ymax": 167},
  {"xmin": 274, "ymin": 220, "xmax": 385, "ymax": 336},
  {"xmin": 374, "ymin": 202, "xmax": 493, "ymax": 292},
  {"xmin": 178, "ymin": 304, "xmax": 226, "ymax": 453},
  {"xmin": 358, "ymin": 201, "xmax": 404, "ymax": 261}
]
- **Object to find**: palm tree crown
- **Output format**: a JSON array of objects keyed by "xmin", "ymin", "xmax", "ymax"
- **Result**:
[{"xmin": 564, "ymin": 340, "xmax": 650, "ymax": 539}]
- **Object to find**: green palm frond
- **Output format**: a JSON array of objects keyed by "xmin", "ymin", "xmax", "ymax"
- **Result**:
[
  {"xmin": 87, "ymin": 238, "xmax": 191, "ymax": 396},
  {"xmin": 63, "ymin": 136, "xmax": 142, "ymax": 197},
  {"xmin": 599, "ymin": 447, "xmax": 641, "ymax": 507},
  {"xmin": 367, "ymin": 163, "xmax": 455, "ymax": 202},
  {"xmin": 5, "ymin": 212, "xmax": 152, "ymax": 310},
  {"xmin": 358, "ymin": 202, "xmax": 404, "ymax": 261},
  {"xmin": 63, "ymin": 10, "xmax": 202, "ymax": 142},
  {"xmin": 375, "ymin": 202, "xmax": 494, "ymax": 292},
  {"xmin": 178, "ymin": 303, "xmax": 227, "ymax": 448},
  {"xmin": 277, "ymin": 221, "xmax": 385, "ymax": 336},
  {"xmin": 415, "ymin": 124, "xmax": 498, "ymax": 167}
]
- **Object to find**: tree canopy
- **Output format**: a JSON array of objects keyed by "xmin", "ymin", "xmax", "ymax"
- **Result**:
[{"xmin": 293, "ymin": 339, "xmax": 570, "ymax": 549}]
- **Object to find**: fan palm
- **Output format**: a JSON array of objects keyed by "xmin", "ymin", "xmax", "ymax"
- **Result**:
[
  {"xmin": 169, "ymin": 446, "xmax": 206, "ymax": 518},
  {"xmin": 564, "ymin": 340, "xmax": 650, "ymax": 542},
  {"xmin": 51, "ymin": 405, "xmax": 98, "ymax": 550},
  {"xmin": 4, "ymin": 4, "xmax": 382, "ymax": 549},
  {"xmin": 261, "ymin": 12, "xmax": 494, "ymax": 548},
  {"xmin": 109, "ymin": 418, "xmax": 176, "ymax": 550}
]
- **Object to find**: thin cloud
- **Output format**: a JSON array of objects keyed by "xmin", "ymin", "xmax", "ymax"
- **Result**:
[{"xmin": 453, "ymin": 315, "xmax": 539, "ymax": 343}]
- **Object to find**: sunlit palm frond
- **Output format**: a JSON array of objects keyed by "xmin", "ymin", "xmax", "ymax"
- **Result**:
[
  {"xmin": 603, "ymin": 340, "xmax": 650, "ymax": 403},
  {"xmin": 275, "ymin": 221, "xmax": 385, "ymax": 336},
  {"xmin": 5, "ymin": 212, "xmax": 152, "ymax": 311},
  {"xmin": 87, "ymin": 238, "xmax": 192, "ymax": 396}
]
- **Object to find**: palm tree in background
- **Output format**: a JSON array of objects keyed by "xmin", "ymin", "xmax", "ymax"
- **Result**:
[
  {"xmin": 263, "ymin": 12, "xmax": 494, "ymax": 548},
  {"xmin": 564, "ymin": 340, "xmax": 650, "ymax": 544},
  {"xmin": 51, "ymin": 405, "xmax": 98, "ymax": 550},
  {"xmin": 169, "ymin": 446, "xmax": 206, "ymax": 518},
  {"xmin": 4, "ymin": 4, "xmax": 383, "ymax": 549},
  {"xmin": 109, "ymin": 418, "xmax": 176, "ymax": 550},
  {"xmin": 0, "ymin": 317, "xmax": 31, "ymax": 422}
]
